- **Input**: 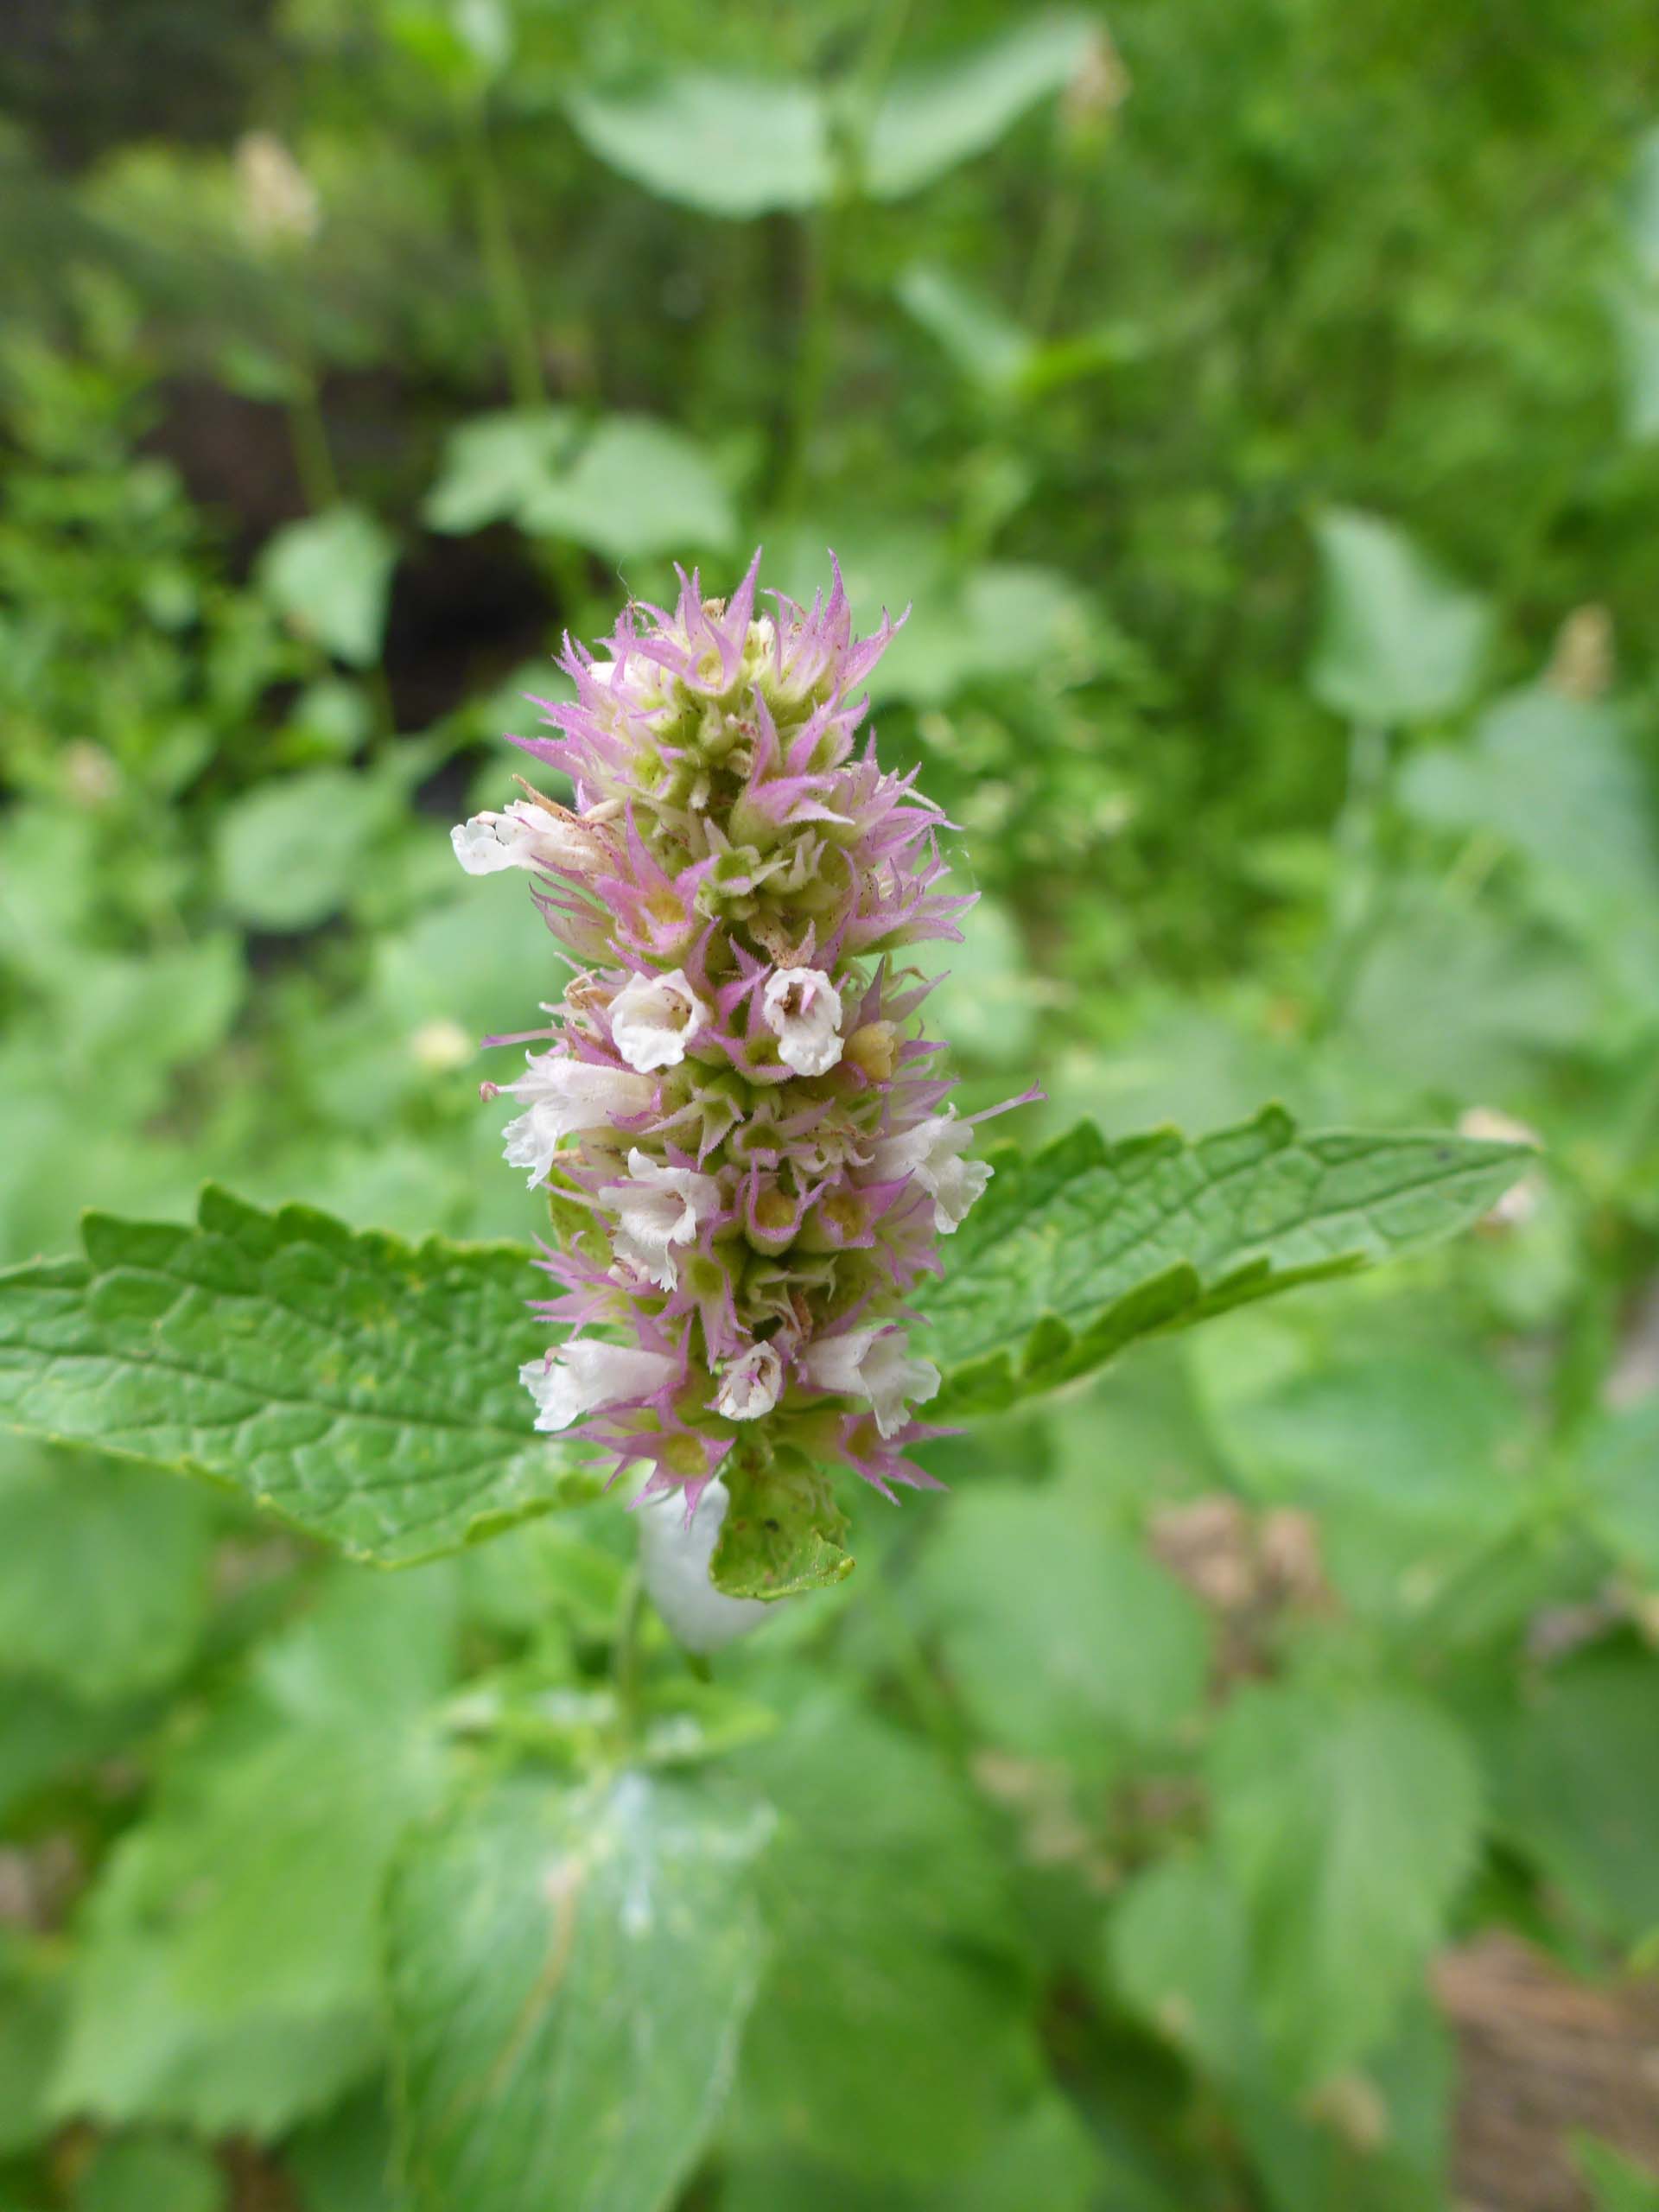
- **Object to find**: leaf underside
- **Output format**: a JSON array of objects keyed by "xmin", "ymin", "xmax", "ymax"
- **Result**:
[
  {"xmin": 912, "ymin": 1108, "xmax": 1531, "ymax": 1418},
  {"xmin": 0, "ymin": 1187, "xmax": 597, "ymax": 1566}
]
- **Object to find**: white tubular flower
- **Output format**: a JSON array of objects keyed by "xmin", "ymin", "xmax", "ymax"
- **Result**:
[
  {"xmin": 235, "ymin": 131, "xmax": 319, "ymax": 248},
  {"xmin": 803, "ymin": 1324, "xmax": 941, "ymax": 1440},
  {"xmin": 601, "ymin": 1148, "xmax": 720, "ymax": 1291},
  {"xmin": 761, "ymin": 966, "xmax": 844, "ymax": 1077},
  {"xmin": 712, "ymin": 1341, "xmax": 784, "ymax": 1422},
  {"xmin": 634, "ymin": 1478, "xmax": 777, "ymax": 1653},
  {"xmin": 519, "ymin": 1340, "xmax": 678, "ymax": 1433},
  {"xmin": 451, "ymin": 801, "xmax": 592, "ymax": 878},
  {"xmin": 1459, "ymin": 1106, "xmax": 1544, "ymax": 1230},
  {"xmin": 500, "ymin": 1056, "xmax": 655, "ymax": 1185},
  {"xmin": 870, "ymin": 1107, "xmax": 994, "ymax": 1232},
  {"xmin": 609, "ymin": 969, "xmax": 710, "ymax": 1072}
]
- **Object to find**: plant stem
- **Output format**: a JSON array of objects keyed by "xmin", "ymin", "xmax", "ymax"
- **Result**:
[
  {"xmin": 1310, "ymin": 718, "xmax": 1390, "ymax": 1035},
  {"xmin": 861, "ymin": 1573, "xmax": 969, "ymax": 1766},
  {"xmin": 1022, "ymin": 174, "xmax": 1086, "ymax": 338},
  {"xmin": 286, "ymin": 375, "xmax": 340, "ymax": 512},
  {"xmin": 463, "ymin": 98, "xmax": 546, "ymax": 413},
  {"xmin": 855, "ymin": 0, "xmax": 917, "ymax": 106},
  {"xmin": 278, "ymin": 264, "xmax": 340, "ymax": 513},
  {"xmin": 779, "ymin": 212, "xmax": 837, "ymax": 513},
  {"xmin": 613, "ymin": 1567, "xmax": 646, "ymax": 1721},
  {"xmin": 779, "ymin": 0, "xmax": 917, "ymax": 511},
  {"xmin": 458, "ymin": 99, "xmax": 593, "ymax": 628}
]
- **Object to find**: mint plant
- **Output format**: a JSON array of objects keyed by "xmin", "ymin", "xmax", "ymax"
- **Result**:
[{"xmin": 0, "ymin": 556, "xmax": 1531, "ymax": 2209}]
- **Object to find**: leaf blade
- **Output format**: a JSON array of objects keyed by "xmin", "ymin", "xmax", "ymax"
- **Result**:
[
  {"xmin": 563, "ymin": 74, "xmax": 830, "ymax": 218},
  {"xmin": 1210, "ymin": 1685, "xmax": 1481, "ymax": 2085},
  {"xmin": 386, "ymin": 1769, "xmax": 772, "ymax": 2212},
  {"xmin": 0, "ymin": 1189, "xmax": 595, "ymax": 1565},
  {"xmin": 914, "ymin": 1110, "xmax": 1530, "ymax": 1416},
  {"xmin": 1307, "ymin": 506, "xmax": 1490, "ymax": 725}
]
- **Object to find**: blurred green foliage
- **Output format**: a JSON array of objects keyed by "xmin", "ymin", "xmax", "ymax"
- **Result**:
[{"xmin": 2, "ymin": 0, "xmax": 1659, "ymax": 2206}]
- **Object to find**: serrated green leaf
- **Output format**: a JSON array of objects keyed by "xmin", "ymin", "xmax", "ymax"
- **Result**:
[
  {"xmin": 0, "ymin": 1188, "xmax": 598, "ymax": 1566},
  {"xmin": 912, "ymin": 1488, "xmax": 1210, "ymax": 1758},
  {"xmin": 1209, "ymin": 1685, "xmax": 1481, "ymax": 2086},
  {"xmin": 913, "ymin": 1110, "xmax": 1529, "ymax": 1418},
  {"xmin": 385, "ymin": 1768, "xmax": 772, "ymax": 2212},
  {"xmin": 1308, "ymin": 508, "xmax": 1490, "ymax": 725},
  {"xmin": 711, "ymin": 1446, "xmax": 853, "ymax": 1599}
]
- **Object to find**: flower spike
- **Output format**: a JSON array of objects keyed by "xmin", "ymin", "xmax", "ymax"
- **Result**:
[{"xmin": 454, "ymin": 554, "xmax": 1035, "ymax": 1589}]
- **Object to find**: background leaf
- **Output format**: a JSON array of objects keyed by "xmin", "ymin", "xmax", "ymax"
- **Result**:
[
  {"xmin": 518, "ymin": 415, "xmax": 736, "ymax": 561},
  {"xmin": 1209, "ymin": 1685, "xmax": 1482, "ymax": 2085},
  {"xmin": 864, "ymin": 15, "xmax": 1098, "ymax": 199},
  {"xmin": 422, "ymin": 408, "xmax": 581, "ymax": 533},
  {"xmin": 912, "ymin": 1485, "xmax": 1211, "ymax": 1758},
  {"xmin": 726, "ymin": 1694, "xmax": 1038, "ymax": 2183},
  {"xmin": 52, "ymin": 1569, "xmax": 456, "ymax": 2137},
  {"xmin": 563, "ymin": 75, "xmax": 830, "ymax": 217},
  {"xmin": 1486, "ymin": 1644, "xmax": 1659, "ymax": 1947},
  {"xmin": 215, "ymin": 766, "xmax": 397, "ymax": 931},
  {"xmin": 1399, "ymin": 687, "xmax": 1659, "ymax": 1014},
  {"xmin": 386, "ymin": 1767, "xmax": 772, "ymax": 2212},
  {"xmin": 0, "ymin": 1446, "xmax": 213, "ymax": 1701},
  {"xmin": 73, "ymin": 2134, "xmax": 225, "ymax": 2212},
  {"xmin": 1308, "ymin": 508, "xmax": 1491, "ymax": 725},
  {"xmin": 257, "ymin": 507, "xmax": 398, "ymax": 669}
]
